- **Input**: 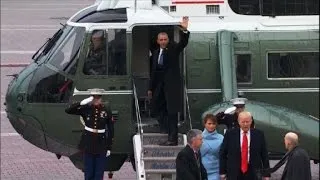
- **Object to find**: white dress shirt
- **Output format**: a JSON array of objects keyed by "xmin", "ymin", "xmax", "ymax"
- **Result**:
[{"xmin": 240, "ymin": 129, "xmax": 250, "ymax": 162}]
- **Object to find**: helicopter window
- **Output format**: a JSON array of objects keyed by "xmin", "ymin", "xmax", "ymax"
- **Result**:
[
  {"xmin": 83, "ymin": 29, "xmax": 127, "ymax": 75},
  {"xmin": 228, "ymin": 0, "xmax": 319, "ymax": 15},
  {"xmin": 27, "ymin": 66, "xmax": 74, "ymax": 103},
  {"xmin": 267, "ymin": 52, "xmax": 319, "ymax": 79},
  {"xmin": 107, "ymin": 29, "xmax": 127, "ymax": 75},
  {"xmin": 83, "ymin": 30, "xmax": 108, "ymax": 75},
  {"xmin": 49, "ymin": 26, "xmax": 85, "ymax": 75},
  {"xmin": 236, "ymin": 54, "xmax": 251, "ymax": 83}
]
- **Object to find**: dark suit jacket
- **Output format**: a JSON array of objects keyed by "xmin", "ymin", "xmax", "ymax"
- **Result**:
[
  {"xmin": 149, "ymin": 30, "xmax": 190, "ymax": 113},
  {"xmin": 219, "ymin": 128, "xmax": 270, "ymax": 180},
  {"xmin": 281, "ymin": 146, "xmax": 311, "ymax": 180},
  {"xmin": 176, "ymin": 145, "xmax": 208, "ymax": 180}
]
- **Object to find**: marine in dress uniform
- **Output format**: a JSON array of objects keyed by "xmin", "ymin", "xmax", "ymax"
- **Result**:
[
  {"xmin": 216, "ymin": 98, "xmax": 255, "ymax": 131},
  {"xmin": 65, "ymin": 88, "xmax": 114, "ymax": 180}
]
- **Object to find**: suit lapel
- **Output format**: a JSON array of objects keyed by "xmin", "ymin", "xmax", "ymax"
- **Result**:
[
  {"xmin": 153, "ymin": 49, "xmax": 160, "ymax": 68},
  {"xmin": 186, "ymin": 145, "xmax": 200, "ymax": 176},
  {"xmin": 236, "ymin": 128, "xmax": 241, "ymax": 155},
  {"xmin": 162, "ymin": 48, "xmax": 167, "ymax": 66},
  {"xmin": 249, "ymin": 129, "xmax": 255, "ymax": 164}
]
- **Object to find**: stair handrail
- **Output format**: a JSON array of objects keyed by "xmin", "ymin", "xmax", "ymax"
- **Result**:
[
  {"xmin": 184, "ymin": 85, "xmax": 192, "ymax": 130},
  {"xmin": 132, "ymin": 79, "xmax": 144, "ymax": 166}
]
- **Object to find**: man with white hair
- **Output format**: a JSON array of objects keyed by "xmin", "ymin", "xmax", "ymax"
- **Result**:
[
  {"xmin": 264, "ymin": 132, "xmax": 311, "ymax": 180},
  {"xmin": 176, "ymin": 129, "xmax": 208, "ymax": 180}
]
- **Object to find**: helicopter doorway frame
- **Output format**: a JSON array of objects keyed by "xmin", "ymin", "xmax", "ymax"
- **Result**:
[
  {"xmin": 130, "ymin": 24, "xmax": 188, "ymax": 124},
  {"xmin": 130, "ymin": 22, "xmax": 187, "ymax": 180}
]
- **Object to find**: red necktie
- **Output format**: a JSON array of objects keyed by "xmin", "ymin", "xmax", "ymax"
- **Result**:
[{"xmin": 241, "ymin": 131, "xmax": 248, "ymax": 173}]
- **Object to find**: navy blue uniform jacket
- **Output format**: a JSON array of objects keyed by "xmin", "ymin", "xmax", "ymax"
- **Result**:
[{"xmin": 65, "ymin": 102, "xmax": 114, "ymax": 154}]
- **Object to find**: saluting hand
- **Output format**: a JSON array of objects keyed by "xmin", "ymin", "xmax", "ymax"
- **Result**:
[{"xmin": 180, "ymin": 16, "xmax": 189, "ymax": 30}]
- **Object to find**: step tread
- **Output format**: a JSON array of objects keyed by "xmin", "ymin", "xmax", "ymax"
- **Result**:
[
  {"xmin": 143, "ymin": 133, "xmax": 185, "ymax": 136},
  {"xmin": 143, "ymin": 157, "xmax": 176, "ymax": 161},
  {"xmin": 145, "ymin": 169, "xmax": 176, "ymax": 173},
  {"xmin": 143, "ymin": 145, "xmax": 185, "ymax": 148}
]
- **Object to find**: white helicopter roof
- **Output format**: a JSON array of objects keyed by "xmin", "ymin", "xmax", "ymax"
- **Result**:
[
  {"xmin": 67, "ymin": 0, "xmax": 319, "ymax": 32},
  {"xmin": 95, "ymin": 0, "xmax": 153, "ymax": 11},
  {"xmin": 67, "ymin": 0, "xmax": 181, "ymax": 30}
]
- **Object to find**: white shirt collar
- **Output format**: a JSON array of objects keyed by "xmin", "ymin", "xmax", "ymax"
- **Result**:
[{"xmin": 240, "ymin": 129, "xmax": 250, "ymax": 134}]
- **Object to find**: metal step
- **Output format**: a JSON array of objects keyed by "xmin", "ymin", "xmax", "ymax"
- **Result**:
[
  {"xmin": 143, "ymin": 145, "xmax": 184, "ymax": 158},
  {"xmin": 145, "ymin": 169, "xmax": 176, "ymax": 174},
  {"xmin": 142, "ymin": 133, "xmax": 185, "ymax": 146},
  {"xmin": 143, "ymin": 157, "xmax": 176, "ymax": 170},
  {"xmin": 145, "ymin": 172, "xmax": 176, "ymax": 180},
  {"xmin": 133, "ymin": 133, "xmax": 186, "ymax": 180}
]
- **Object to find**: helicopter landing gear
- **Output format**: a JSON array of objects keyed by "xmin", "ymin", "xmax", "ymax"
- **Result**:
[{"xmin": 108, "ymin": 172, "xmax": 113, "ymax": 179}]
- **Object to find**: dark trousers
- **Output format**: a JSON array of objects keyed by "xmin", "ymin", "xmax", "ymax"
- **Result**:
[
  {"xmin": 152, "ymin": 70, "xmax": 178, "ymax": 142},
  {"xmin": 168, "ymin": 113, "xmax": 178, "ymax": 142},
  {"xmin": 84, "ymin": 152, "xmax": 105, "ymax": 180},
  {"xmin": 237, "ymin": 166, "xmax": 260, "ymax": 180},
  {"xmin": 156, "ymin": 82, "xmax": 168, "ymax": 132}
]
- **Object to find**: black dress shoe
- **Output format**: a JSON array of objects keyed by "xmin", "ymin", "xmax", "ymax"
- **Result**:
[{"xmin": 159, "ymin": 140, "xmax": 178, "ymax": 146}]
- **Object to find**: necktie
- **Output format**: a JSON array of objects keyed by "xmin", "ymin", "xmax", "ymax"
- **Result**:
[
  {"xmin": 194, "ymin": 152, "xmax": 199, "ymax": 160},
  {"xmin": 241, "ymin": 131, "xmax": 248, "ymax": 173},
  {"xmin": 158, "ymin": 50, "xmax": 163, "ymax": 65}
]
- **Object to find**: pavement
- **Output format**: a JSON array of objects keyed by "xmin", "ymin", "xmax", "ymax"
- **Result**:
[{"xmin": 0, "ymin": 0, "xmax": 319, "ymax": 180}]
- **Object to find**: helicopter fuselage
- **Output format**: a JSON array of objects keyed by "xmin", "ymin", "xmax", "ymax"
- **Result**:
[{"xmin": 4, "ymin": 1, "xmax": 319, "ymax": 172}]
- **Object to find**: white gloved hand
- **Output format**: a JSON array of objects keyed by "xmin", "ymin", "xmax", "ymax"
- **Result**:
[
  {"xmin": 106, "ymin": 150, "xmax": 111, "ymax": 157},
  {"xmin": 224, "ymin": 106, "xmax": 236, "ymax": 114},
  {"xmin": 80, "ymin": 96, "xmax": 94, "ymax": 105}
]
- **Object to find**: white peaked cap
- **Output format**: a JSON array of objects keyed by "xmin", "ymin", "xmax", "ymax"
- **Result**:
[
  {"xmin": 230, "ymin": 98, "xmax": 248, "ymax": 105},
  {"xmin": 88, "ymin": 88, "xmax": 105, "ymax": 95}
]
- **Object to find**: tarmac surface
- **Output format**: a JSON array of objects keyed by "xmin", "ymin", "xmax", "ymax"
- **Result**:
[{"xmin": 1, "ymin": 0, "xmax": 319, "ymax": 179}]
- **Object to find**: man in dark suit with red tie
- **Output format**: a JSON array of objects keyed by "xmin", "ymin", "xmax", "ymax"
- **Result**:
[
  {"xmin": 148, "ymin": 16, "xmax": 190, "ymax": 146},
  {"xmin": 219, "ymin": 111, "xmax": 271, "ymax": 180}
]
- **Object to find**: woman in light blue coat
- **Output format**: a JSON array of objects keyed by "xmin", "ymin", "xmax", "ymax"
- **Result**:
[{"xmin": 200, "ymin": 114, "xmax": 224, "ymax": 180}]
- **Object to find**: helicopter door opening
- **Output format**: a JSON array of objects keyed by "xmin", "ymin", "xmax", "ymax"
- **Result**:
[{"xmin": 131, "ymin": 25, "xmax": 185, "ymax": 127}]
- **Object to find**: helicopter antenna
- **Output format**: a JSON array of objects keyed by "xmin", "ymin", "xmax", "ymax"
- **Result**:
[{"xmin": 59, "ymin": 23, "xmax": 66, "ymax": 28}]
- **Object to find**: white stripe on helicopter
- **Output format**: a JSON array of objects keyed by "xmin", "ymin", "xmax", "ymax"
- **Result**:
[{"xmin": 187, "ymin": 88, "xmax": 319, "ymax": 93}]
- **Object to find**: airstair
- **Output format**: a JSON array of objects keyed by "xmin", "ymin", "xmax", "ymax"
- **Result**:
[{"xmin": 132, "ymin": 79, "xmax": 188, "ymax": 180}]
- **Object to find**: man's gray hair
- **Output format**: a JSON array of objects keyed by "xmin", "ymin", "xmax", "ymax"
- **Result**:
[{"xmin": 187, "ymin": 129, "xmax": 202, "ymax": 144}]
